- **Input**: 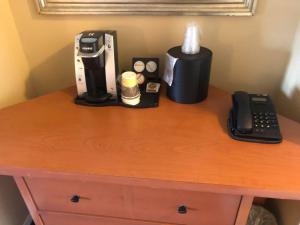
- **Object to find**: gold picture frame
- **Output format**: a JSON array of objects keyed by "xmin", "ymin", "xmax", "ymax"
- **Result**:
[{"xmin": 35, "ymin": 0, "xmax": 258, "ymax": 16}]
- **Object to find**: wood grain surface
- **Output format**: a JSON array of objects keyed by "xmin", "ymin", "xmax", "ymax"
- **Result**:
[
  {"xmin": 1, "ymin": 86, "xmax": 300, "ymax": 199},
  {"xmin": 40, "ymin": 211, "xmax": 175, "ymax": 225},
  {"xmin": 26, "ymin": 177, "xmax": 240, "ymax": 225},
  {"xmin": 14, "ymin": 177, "xmax": 44, "ymax": 225},
  {"xmin": 235, "ymin": 196, "xmax": 254, "ymax": 225}
]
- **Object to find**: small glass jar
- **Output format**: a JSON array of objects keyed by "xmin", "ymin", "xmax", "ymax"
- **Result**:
[{"xmin": 121, "ymin": 71, "xmax": 141, "ymax": 106}]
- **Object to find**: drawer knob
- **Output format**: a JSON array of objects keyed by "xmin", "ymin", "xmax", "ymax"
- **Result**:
[
  {"xmin": 71, "ymin": 195, "xmax": 80, "ymax": 203},
  {"xmin": 178, "ymin": 205, "xmax": 187, "ymax": 214}
]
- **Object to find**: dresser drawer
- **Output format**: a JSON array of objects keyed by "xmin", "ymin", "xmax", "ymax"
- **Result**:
[
  {"xmin": 26, "ymin": 178, "xmax": 241, "ymax": 225},
  {"xmin": 41, "ymin": 212, "xmax": 173, "ymax": 225}
]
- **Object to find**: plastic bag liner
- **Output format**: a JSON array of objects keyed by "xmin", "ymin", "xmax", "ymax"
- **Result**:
[{"xmin": 247, "ymin": 205, "xmax": 278, "ymax": 225}]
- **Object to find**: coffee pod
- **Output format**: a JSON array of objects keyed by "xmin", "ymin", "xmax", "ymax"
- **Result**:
[
  {"xmin": 136, "ymin": 73, "xmax": 145, "ymax": 85},
  {"xmin": 121, "ymin": 71, "xmax": 141, "ymax": 106}
]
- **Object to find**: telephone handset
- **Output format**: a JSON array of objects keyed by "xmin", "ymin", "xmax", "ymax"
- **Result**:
[{"xmin": 228, "ymin": 91, "xmax": 282, "ymax": 144}]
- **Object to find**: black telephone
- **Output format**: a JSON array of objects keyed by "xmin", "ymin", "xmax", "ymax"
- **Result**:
[{"xmin": 228, "ymin": 91, "xmax": 282, "ymax": 144}]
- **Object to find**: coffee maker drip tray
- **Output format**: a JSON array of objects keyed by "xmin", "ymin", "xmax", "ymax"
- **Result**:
[{"xmin": 74, "ymin": 89, "xmax": 160, "ymax": 108}]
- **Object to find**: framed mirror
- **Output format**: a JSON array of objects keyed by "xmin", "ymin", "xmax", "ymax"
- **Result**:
[{"xmin": 35, "ymin": 0, "xmax": 257, "ymax": 16}]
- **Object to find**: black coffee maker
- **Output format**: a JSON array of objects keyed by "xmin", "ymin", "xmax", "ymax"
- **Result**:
[{"xmin": 74, "ymin": 31, "xmax": 119, "ymax": 106}]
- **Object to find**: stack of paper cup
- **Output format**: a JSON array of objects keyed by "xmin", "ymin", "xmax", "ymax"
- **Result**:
[
  {"xmin": 181, "ymin": 22, "xmax": 201, "ymax": 55},
  {"xmin": 121, "ymin": 71, "xmax": 141, "ymax": 106}
]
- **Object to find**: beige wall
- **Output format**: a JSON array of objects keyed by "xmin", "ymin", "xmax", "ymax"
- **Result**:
[
  {"xmin": 268, "ymin": 199, "xmax": 300, "ymax": 225},
  {"xmin": 0, "ymin": 1, "xmax": 30, "ymax": 225},
  {"xmin": 7, "ymin": 0, "xmax": 300, "ymax": 122},
  {"xmin": 0, "ymin": 177, "xmax": 28, "ymax": 225},
  {"xmin": 0, "ymin": 0, "xmax": 34, "ymax": 108}
]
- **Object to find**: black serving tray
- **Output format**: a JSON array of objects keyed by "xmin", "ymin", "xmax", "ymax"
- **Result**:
[{"xmin": 74, "ymin": 83, "xmax": 160, "ymax": 108}]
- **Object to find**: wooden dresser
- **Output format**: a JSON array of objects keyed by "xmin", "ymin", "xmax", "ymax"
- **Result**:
[{"xmin": 1, "ymin": 86, "xmax": 300, "ymax": 225}]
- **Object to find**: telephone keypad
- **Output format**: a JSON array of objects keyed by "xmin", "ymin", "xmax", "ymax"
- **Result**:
[{"xmin": 252, "ymin": 112, "xmax": 278, "ymax": 134}]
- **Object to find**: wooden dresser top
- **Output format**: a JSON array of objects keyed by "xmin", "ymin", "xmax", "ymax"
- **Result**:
[{"xmin": 1, "ymin": 87, "xmax": 300, "ymax": 199}]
